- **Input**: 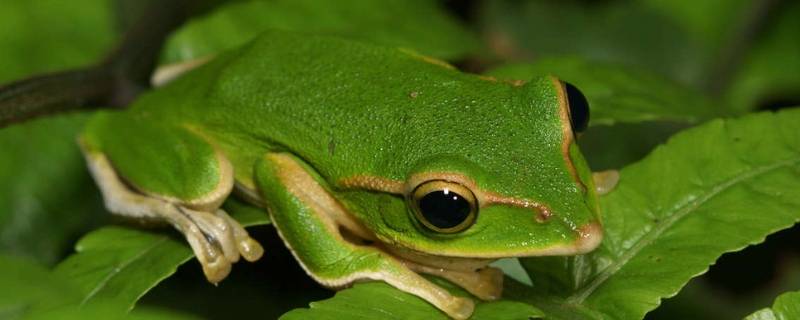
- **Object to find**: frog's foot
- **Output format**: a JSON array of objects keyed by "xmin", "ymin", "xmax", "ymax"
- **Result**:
[
  {"xmin": 405, "ymin": 262, "xmax": 504, "ymax": 301},
  {"xmin": 81, "ymin": 147, "xmax": 263, "ymax": 284},
  {"xmin": 214, "ymin": 209, "xmax": 264, "ymax": 262},
  {"xmin": 592, "ymin": 170, "xmax": 619, "ymax": 195},
  {"xmin": 169, "ymin": 206, "xmax": 264, "ymax": 282}
]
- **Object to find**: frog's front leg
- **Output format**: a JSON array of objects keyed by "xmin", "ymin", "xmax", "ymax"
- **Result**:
[
  {"xmin": 81, "ymin": 148, "xmax": 263, "ymax": 282},
  {"xmin": 255, "ymin": 153, "xmax": 474, "ymax": 319},
  {"xmin": 79, "ymin": 116, "xmax": 263, "ymax": 283}
]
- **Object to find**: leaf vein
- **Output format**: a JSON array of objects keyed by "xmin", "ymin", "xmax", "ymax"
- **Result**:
[
  {"xmin": 80, "ymin": 236, "xmax": 168, "ymax": 305},
  {"xmin": 567, "ymin": 157, "xmax": 800, "ymax": 303}
]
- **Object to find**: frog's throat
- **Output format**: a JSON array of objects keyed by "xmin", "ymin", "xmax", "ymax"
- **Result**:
[{"xmin": 337, "ymin": 172, "xmax": 554, "ymax": 223}]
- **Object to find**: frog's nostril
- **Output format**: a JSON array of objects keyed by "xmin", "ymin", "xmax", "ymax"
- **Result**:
[{"xmin": 534, "ymin": 207, "xmax": 552, "ymax": 223}]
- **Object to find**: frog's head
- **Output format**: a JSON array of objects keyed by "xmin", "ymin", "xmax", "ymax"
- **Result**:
[{"xmin": 338, "ymin": 75, "xmax": 601, "ymax": 262}]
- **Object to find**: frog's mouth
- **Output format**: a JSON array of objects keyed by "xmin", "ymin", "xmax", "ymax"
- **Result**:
[
  {"xmin": 383, "ymin": 220, "xmax": 603, "ymax": 260},
  {"xmin": 337, "ymin": 173, "xmax": 603, "ymax": 257},
  {"xmin": 370, "ymin": 220, "xmax": 602, "ymax": 272}
]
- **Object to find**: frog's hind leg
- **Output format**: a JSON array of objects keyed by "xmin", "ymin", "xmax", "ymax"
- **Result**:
[
  {"xmin": 403, "ymin": 260, "xmax": 504, "ymax": 301},
  {"xmin": 255, "ymin": 152, "xmax": 474, "ymax": 320},
  {"xmin": 79, "ymin": 115, "xmax": 263, "ymax": 283}
]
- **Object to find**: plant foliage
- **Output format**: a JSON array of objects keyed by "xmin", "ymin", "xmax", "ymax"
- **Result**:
[{"xmin": 1, "ymin": 0, "xmax": 799, "ymax": 319}]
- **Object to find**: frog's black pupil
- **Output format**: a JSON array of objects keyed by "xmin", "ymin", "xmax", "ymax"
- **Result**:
[
  {"xmin": 418, "ymin": 190, "xmax": 471, "ymax": 229},
  {"xmin": 564, "ymin": 82, "xmax": 590, "ymax": 133}
]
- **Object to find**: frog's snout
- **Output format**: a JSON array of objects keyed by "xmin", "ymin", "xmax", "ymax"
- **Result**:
[{"xmin": 575, "ymin": 221, "xmax": 603, "ymax": 253}]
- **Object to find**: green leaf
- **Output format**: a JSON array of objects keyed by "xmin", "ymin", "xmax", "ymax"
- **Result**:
[
  {"xmin": 578, "ymin": 121, "xmax": 692, "ymax": 170},
  {"xmin": 0, "ymin": 114, "xmax": 106, "ymax": 265},
  {"xmin": 746, "ymin": 291, "xmax": 800, "ymax": 320},
  {"xmin": 480, "ymin": 0, "xmax": 754, "ymax": 87},
  {"xmin": 163, "ymin": 0, "xmax": 479, "ymax": 63},
  {"xmin": 472, "ymin": 300, "xmax": 544, "ymax": 320},
  {"xmin": 25, "ymin": 302, "xmax": 201, "ymax": 320},
  {"xmin": 638, "ymin": 0, "xmax": 751, "ymax": 60},
  {"xmin": 0, "ymin": 253, "xmax": 198, "ymax": 320},
  {"xmin": 486, "ymin": 57, "xmax": 718, "ymax": 125},
  {"xmin": 0, "ymin": 254, "xmax": 82, "ymax": 318},
  {"xmin": 0, "ymin": 0, "xmax": 115, "ymax": 83},
  {"xmin": 223, "ymin": 198, "xmax": 271, "ymax": 226},
  {"xmin": 519, "ymin": 108, "xmax": 800, "ymax": 319},
  {"xmin": 280, "ymin": 282, "xmax": 543, "ymax": 320},
  {"xmin": 53, "ymin": 226, "xmax": 194, "ymax": 310},
  {"xmin": 280, "ymin": 282, "xmax": 446, "ymax": 320},
  {"xmin": 0, "ymin": 0, "xmax": 117, "ymax": 265},
  {"xmin": 724, "ymin": 2, "xmax": 800, "ymax": 112},
  {"xmin": 490, "ymin": 258, "xmax": 532, "ymax": 286},
  {"xmin": 53, "ymin": 200, "xmax": 269, "ymax": 310}
]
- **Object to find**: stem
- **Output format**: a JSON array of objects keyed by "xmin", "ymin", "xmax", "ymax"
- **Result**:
[
  {"xmin": 0, "ymin": 67, "xmax": 113, "ymax": 127},
  {"xmin": 0, "ymin": 0, "xmax": 201, "ymax": 128},
  {"xmin": 707, "ymin": 0, "xmax": 784, "ymax": 95}
]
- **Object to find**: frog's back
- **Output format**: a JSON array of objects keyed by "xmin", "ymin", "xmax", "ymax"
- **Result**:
[{"xmin": 132, "ymin": 31, "xmax": 561, "ymax": 188}]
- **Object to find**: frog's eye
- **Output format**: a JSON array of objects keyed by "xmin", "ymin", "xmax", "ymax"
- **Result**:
[
  {"xmin": 563, "ymin": 81, "xmax": 590, "ymax": 133},
  {"xmin": 409, "ymin": 180, "xmax": 478, "ymax": 234}
]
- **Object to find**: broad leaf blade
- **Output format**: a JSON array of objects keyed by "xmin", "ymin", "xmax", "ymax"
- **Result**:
[
  {"xmin": 0, "ymin": 253, "xmax": 199, "ymax": 320},
  {"xmin": 486, "ymin": 58, "xmax": 718, "ymax": 125},
  {"xmin": 0, "ymin": 254, "xmax": 82, "ymax": 317},
  {"xmin": 163, "ymin": 0, "xmax": 480, "ymax": 63},
  {"xmin": 0, "ymin": 114, "xmax": 107, "ymax": 265},
  {"xmin": 746, "ymin": 291, "xmax": 800, "ymax": 320},
  {"xmin": 0, "ymin": 0, "xmax": 115, "ymax": 83},
  {"xmin": 724, "ymin": 2, "xmax": 800, "ymax": 113},
  {"xmin": 479, "ymin": 0, "xmax": 749, "ymax": 87},
  {"xmin": 53, "ymin": 226, "xmax": 193, "ymax": 309},
  {"xmin": 25, "ymin": 302, "xmax": 201, "ymax": 320},
  {"xmin": 521, "ymin": 108, "xmax": 800, "ymax": 319},
  {"xmin": 52, "ymin": 199, "xmax": 269, "ymax": 310},
  {"xmin": 280, "ymin": 282, "xmax": 544, "ymax": 320},
  {"xmin": 0, "ymin": 0, "xmax": 116, "ymax": 265}
]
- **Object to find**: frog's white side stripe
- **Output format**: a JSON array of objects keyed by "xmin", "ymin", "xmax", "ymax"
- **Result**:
[
  {"xmin": 78, "ymin": 141, "xmax": 262, "ymax": 283},
  {"xmin": 266, "ymin": 153, "xmax": 475, "ymax": 320},
  {"xmin": 151, "ymin": 55, "xmax": 213, "ymax": 87}
]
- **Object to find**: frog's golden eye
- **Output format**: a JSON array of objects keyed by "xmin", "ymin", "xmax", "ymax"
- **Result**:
[
  {"xmin": 563, "ymin": 81, "xmax": 590, "ymax": 133},
  {"xmin": 409, "ymin": 180, "xmax": 478, "ymax": 233}
]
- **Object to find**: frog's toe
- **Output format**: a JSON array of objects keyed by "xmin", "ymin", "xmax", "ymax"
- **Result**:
[
  {"xmin": 239, "ymin": 238, "xmax": 264, "ymax": 262},
  {"xmin": 178, "ymin": 217, "xmax": 232, "ymax": 284},
  {"xmin": 201, "ymin": 255, "xmax": 232, "ymax": 284},
  {"xmin": 592, "ymin": 170, "xmax": 619, "ymax": 195},
  {"xmin": 444, "ymin": 297, "xmax": 475, "ymax": 320},
  {"xmin": 473, "ymin": 267, "xmax": 504, "ymax": 300},
  {"xmin": 189, "ymin": 209, "xmax": 240, "ymax": 264},
  {"xmin": 215, "ymin": 209, "xmax": 264, "ymax": 262}
]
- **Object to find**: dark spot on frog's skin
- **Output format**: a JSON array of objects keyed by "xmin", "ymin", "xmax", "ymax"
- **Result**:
[{"xmin": 328, "ymin": 138, "xmax": 336, "ymax": 156}]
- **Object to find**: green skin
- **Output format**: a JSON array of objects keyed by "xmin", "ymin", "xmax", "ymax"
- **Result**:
[{"xmin": 80, "ymin": 31, "xmax": 602, "ymax": 319}]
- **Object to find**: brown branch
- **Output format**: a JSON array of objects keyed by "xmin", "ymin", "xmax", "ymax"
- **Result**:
[
  {"xmin": 0, "ymin": 68, "xmax": 114, "ymax": 127},
  {"xmin": 0, "ymin": 0, "xmax": 211, "ymax": 128}
]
